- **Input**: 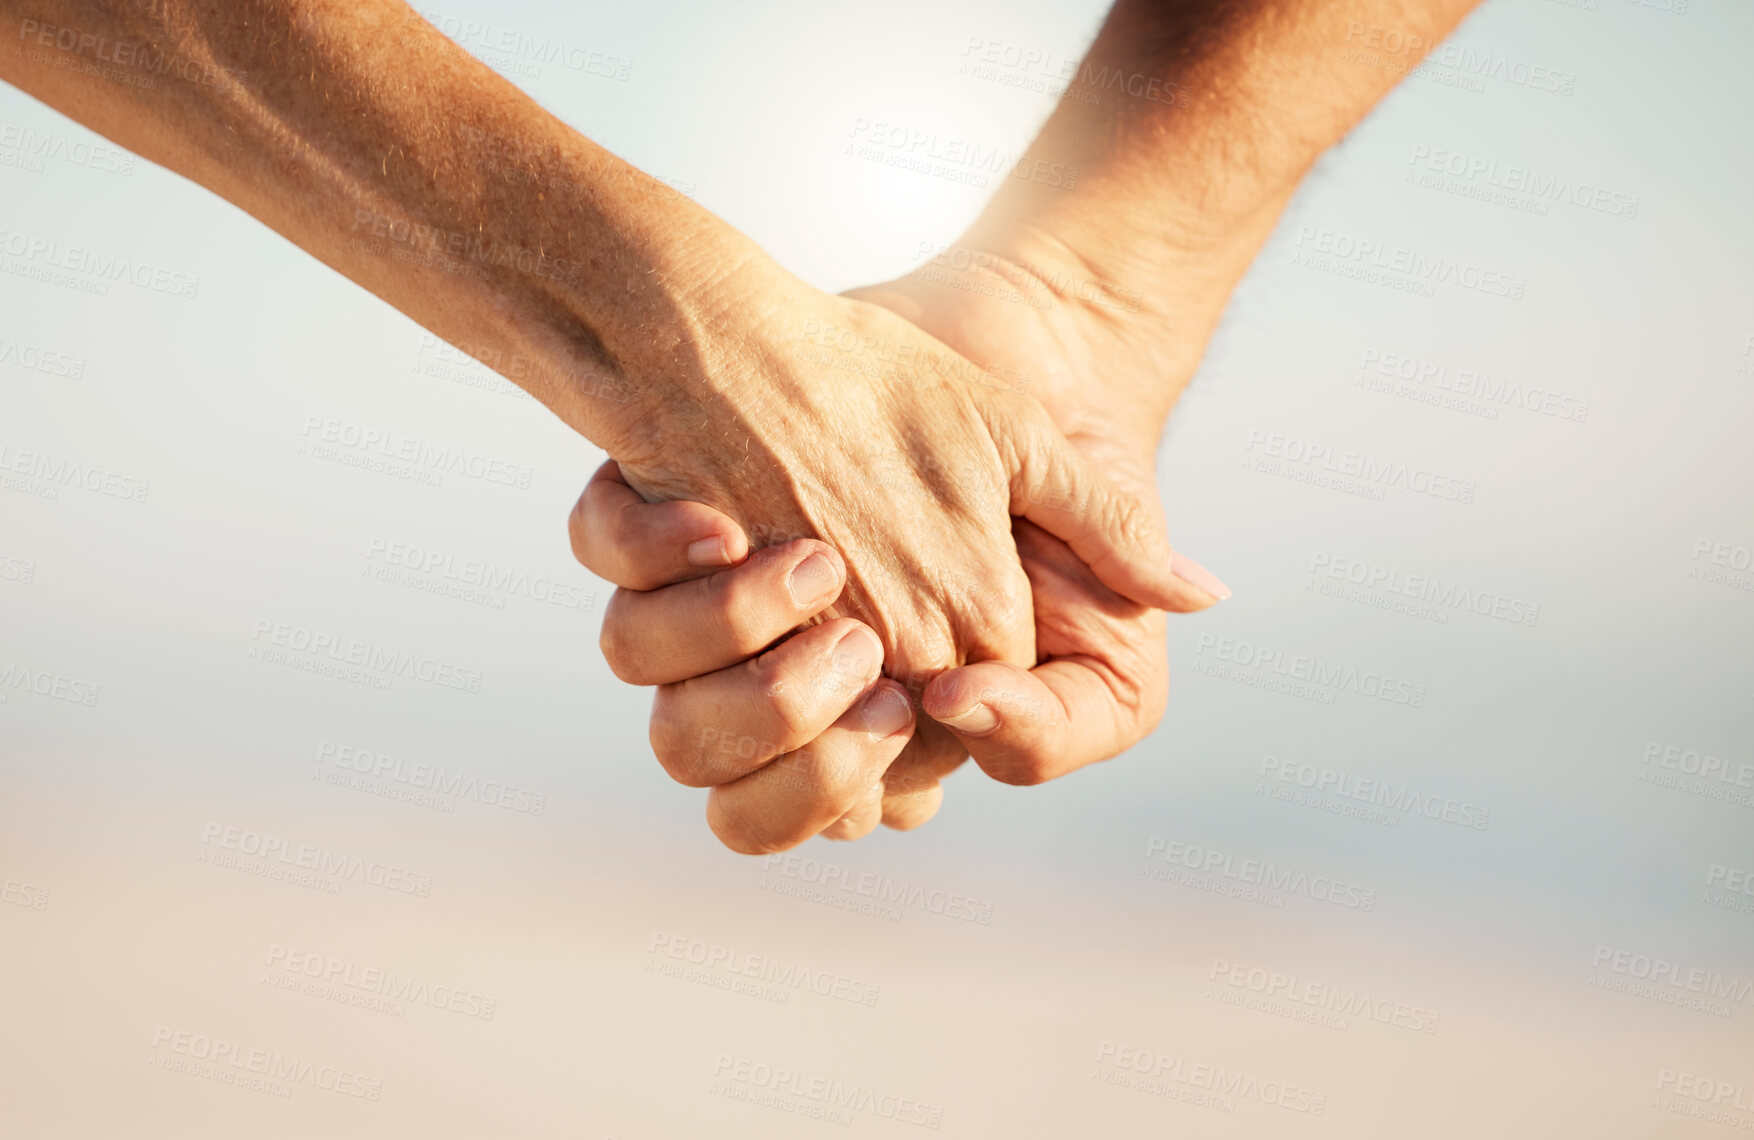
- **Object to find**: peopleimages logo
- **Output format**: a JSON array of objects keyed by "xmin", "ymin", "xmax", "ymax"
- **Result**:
[
  {"xmin": 1192, "ymin": 633, "xmax": 1429, "ymax": 708},
  {"xmin": 1707, "ymin": 865, "xmax": 1754, "ymax": 898},
  {"xmin": 1260, "ymin": 755, "xmax": 1491, "ymax": 830},
  {"xmin": 1308, "ymin": 551, "xmax": 1541, "ymax": 629},
  {"xmin": 412, "ymin": 9, "xmax": 632, "ymax": 80},
  {"xmin": 18, "ymin": 19, "xmax": 249, "ymax": 94},
  {"xmin": 1689, "ymin": 538, "xmax": 1754, "ymax": 594},
  {"xmin": 316, "ymin": 740, "xmax": 547, "ymax": 814},
  {"xmin": 249, "ymin": 619, "xmax": 484, "ymax": 694},
  {"xmin": 0, "ymin": 226, "xmax": 200, "ymax": 298},
  {"xmin": 648, "ymin": 932, "xmax": 881, "ymax": 1007},
  {"xmin": 1208, "ymin": 959, "xmax": 1441, "ymax": 1033},
  {"xmin": 0, "ymin": 554, "xmax": 36, "ymax": 586},
  {"xmin": 0, "ymin": 662, "xmax": 100, "ymax": 707},
  {"xmin": 1589, "ymin": 945, "xmax": 1754, "ymax": 1015},
  {"xmin": 1243, "ymin": 429, "xmax": 1478, "ymax": 504},
  {"xmin": 1, "ymin": 876, "xmax": 50, "ymax": 910},
  {"xmin": 911, "ymin": 240, "xmax": 1143, "ymax": 314},
  {"xmin": 957, "ymin": 35, "xmax": 1191, "ymax": 108},
  {"xmin": 1292, "ymin": 226, "xmax": 1527, "ymax": 299},
  {"xmin": 1703, "ymin": 864, "xmax": 1754, "ymax": 918},
  {"xmin": 299, "ymin": 415, "xmax": 534, "ymax": 489},
  {"xmin": 199, "ymin": 822, "xmax": 434, "ymax": 896},
  {"xmin": 1357, "ymin": 347, "xmax": 1590, "ymax": 424},
  {"xmin": 0, "ymin": 441, "xmax": 151, "ymax": 503},
  {"xmin": 1094, "ymin": 1041, "xmax": 1327, "ymax": 1114},
  {"xmin": 845, "ymin": 118, "xmax": 1078, "ymax": 190},
  {"xmin": 1339, "ymin": 23, "xmax": 1578, "ymax": 96},
  {"xmin": 265, "ymin": 945, "xmax": 497, "ymax": 1019},
  {"xmin": 709, "ymin": 1055, "xmax": 944, "ymax": 1128},
  {"xmin": 409, "ymin": 331, "xmax": 633, "ymax": 406},
  {"xmin": 798, "ymin": 317, "xmax": 1028, "ymax": 394},
  {"xmin": 1641, "ymin": 740, "xmax": 1754, "ymax": 789},
  {"xmin": 0, "ymin": 335, "xmax": 87, "ymax": 379},
  {"xmin": 363, "ymin": 537, "xmax": 595, "ymax": 613},
  {"xmin": 759, "ymin": 853, "xmax": 993, "ymax": 924},
  {"xmin": 0, "ymin": 121, "xmax": 136, "ymax": 175},
  {"xmin": 1407, "ymin": 145, "xmax": 1638, "ymax": 218},
  {"xmin": 149, "ymin": 1026, "xmax": 382, "ymax": 1100},
  {"xmin": 1143, "ymin": 836, "xmax": 1379, "ymax": 910},
  {"xmin": 348, "ymin": 209, "xmax": 584, "ymax": 287},
  {"xmin": 1656, "ymin": 1069, "xmax": 1754, "ymax": 1116}
]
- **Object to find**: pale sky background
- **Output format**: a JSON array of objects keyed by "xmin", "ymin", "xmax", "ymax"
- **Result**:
[{"xmin": 2, "ymin": 0, "xmax": 1751, "ymax": 1135}]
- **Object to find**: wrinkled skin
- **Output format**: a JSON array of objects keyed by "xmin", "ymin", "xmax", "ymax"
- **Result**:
[{"xmin": 591, "ymin": 260, "xmax": 1186, "ymax": 847}]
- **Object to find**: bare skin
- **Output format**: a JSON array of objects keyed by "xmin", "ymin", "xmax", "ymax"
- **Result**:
[
  {"xmin": 579, "ymin": 0, "xmax": 1485, "ymax": 848},
  {"xmin": 0, "ymin": 1, "xmax": 1231, "ymax": 852}
]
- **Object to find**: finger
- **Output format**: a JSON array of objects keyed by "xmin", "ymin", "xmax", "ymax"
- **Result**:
[
  {"xmin": 881, "ymin": 778, "xmax": 945, "ymax": 832},
  {"xmin": 569, "ymin": 459, "xmax": 750, "ymax": 590},
  {"xmin": 923, "ymin": 656, "xmax": 1167, "ymax": 787},
  {"xmin": 1004, "ymin": 413, "xmax": 1230, "ymax": 613},
  {"xmin": 877, "ymin": 720, "xmax": 965, "ymax": 830},
  {"xmin": 601, "ymin": 539, "xmax": 846, "ymax": 686},
  {"xmin": 649, "ymin": 619, "xmax": 883, "ymax": 788},
  {"xmin": 821, "ymin": 780, "xmax": 886, "ymax": 842},
  {"xmin": 706, "ymin": 681, "xmax": 915, "ymax": 855}
]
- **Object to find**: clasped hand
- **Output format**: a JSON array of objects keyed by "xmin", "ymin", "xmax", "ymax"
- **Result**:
[{"xmin": 569, "ymin": 253, "xmax": 1226, "ymax": 853}]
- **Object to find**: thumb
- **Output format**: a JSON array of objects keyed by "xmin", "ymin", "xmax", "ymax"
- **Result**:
[{"xmin": 1003, "ymin": 410, "xmax": 1229, "ymax": 612}]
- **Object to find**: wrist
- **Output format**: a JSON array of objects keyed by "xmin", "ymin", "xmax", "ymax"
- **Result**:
[
  {"xmin": 957, "ymin": 189, "xmax": 1279, "ymax": 336},
  {"xmin": 484, "ymin": 147, "xmax": 781, "ymax": 462},
  {"xmin": 951, "ymin": 176, "xmax": 1293, "ymax": 440},
  {"xmin": 878, "ymin": 223, "xmax": 1237, "ymax": 459}
]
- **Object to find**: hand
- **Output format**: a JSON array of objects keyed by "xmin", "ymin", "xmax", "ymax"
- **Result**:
[
  {"xmin": 574, "ymin": 255, "xmax": 1206, "ymax": 852},
  {"xmin": 841, "ymin": 246, "xmax": 1233, "ymax": 788},
  {"xmin": 572, "ymin": 461, "xmax": 911, "ymax": 846},
  {"xmin": 573, "ymin": 245, "xmax": 1232, "ymax": 851}
]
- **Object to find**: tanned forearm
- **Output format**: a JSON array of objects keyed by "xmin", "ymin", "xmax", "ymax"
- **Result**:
[
  {"xmin": 0, "ymin": 0, "xmax": 758, "ymax": 460},
  {"xmin": 961, "ymin": 0, "xmax": 1484, "ymax": 433}
]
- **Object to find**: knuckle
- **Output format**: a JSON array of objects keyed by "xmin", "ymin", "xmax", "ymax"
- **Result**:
[
  {"xmin": 708, "ymin": 799, "xmax": 796, "ymax": 857},
  {"xmin": 566, "ymin": 494, "xmax": 591, "ymax": 566},
  {"xmin": 1138, "ymin": 673, "xmax": 1169, "ymax": 736},
  {"xmin": 1110, "ymin": 643, "xmax": 1167, "ymax": 740},
  {"xmin": 971, "ymin": 570, "xmax": 1034, "ymax": 647},
  {"xmin": 705, "ymin": 567, "xmax": 775, "ymax": 657},
  {"xmin": 1113, "ymin": 497, "xmax": 1156, "ymax": 555},
  {"xmin": 648, "ymin": 707, "xmax": 722, "ymax": 788},
  {"xmin": 572, "ymin": 506, "xmax": 655, "ymax": 590},
  {"xmin": 601, "ymin": 503, "xmax": 666, "ymax": 591},
  {"xmin": 767, "ymin": 690, "xmax": 823, "ymax": 754},
  {"xmin": 597, "ymin": 596, "xmax": 651, "ymax": 685},
  {"xmin": 618, "ymin": 565, "xmax": 667, "ymax": 593},
  {"xmin": 817, "ymin": 816, "xmax": 858, "ymax": 842},
  {"xmin": 981, "ymin": 752, "xmax": 1056, "ymax": 787},
  {"xmin": 606, "ymin": 493, "xmax": 640, "ymax": 550},
  {"xmin": 881, "ymin": 767, "xmax": 933, "ymax": 799},
  {"xmin": 879, "ymin": 785, "xmax": 942, "ymax": 831},
  {"xmin": 778, "ymin": 743, "xmax": 863, "ymax": 803},
  {"xmin": 748, "ymin": 656, "xmax": 828, "ymax": 752}
]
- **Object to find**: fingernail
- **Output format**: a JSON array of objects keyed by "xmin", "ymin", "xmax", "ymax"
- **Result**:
[
  {"xmin": 858, "ymin": 686, "xmax": 912, "ymax": 739},
  {"xmin": 687, "ymin": 536, "xmax": 731, "ymax": 567},
  {"xmin": 939, "ymin": 699, "xmax": 1000, "ymax": 737},
  {"xmin": 1170, "ymin": 552, "xmax": 1233, "ymax": 602},
  {"xmin": 830, "ymin": 625, "xmax": 883, "ymax": 684},
  {"xmin": 788, "ymin": 551, "xmax": 841, "ymax": 608}
]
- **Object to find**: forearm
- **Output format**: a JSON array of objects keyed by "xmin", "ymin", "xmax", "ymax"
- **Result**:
[
  {"xmin": 961, "ymin": 0, "xmax": 1484, "ymax": 430},
  {"xmin": 0, "ymin": 0, "xmax": 751, "ymax": 458}
]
